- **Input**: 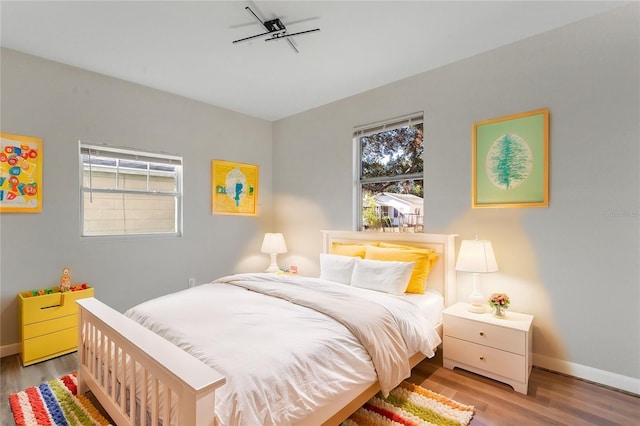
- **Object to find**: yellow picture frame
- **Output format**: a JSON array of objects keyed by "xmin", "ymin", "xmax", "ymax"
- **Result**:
[
  {"xmin": 1, "ymin": 133, "xmax": 43, "ymax": 213},
  {"xmin": 211, "ymin": 160, "xmax": 258, "ymax": 215}
]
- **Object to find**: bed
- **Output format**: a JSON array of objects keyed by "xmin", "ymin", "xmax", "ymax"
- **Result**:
[{"xmin": 76, "ymin": 230, "xmax": 457, "ymax": 425}]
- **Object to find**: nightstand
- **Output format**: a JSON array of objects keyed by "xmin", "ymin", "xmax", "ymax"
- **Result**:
[{"xmin": 442, "ymin": 302, "xmax": 533, "ymax": 394}]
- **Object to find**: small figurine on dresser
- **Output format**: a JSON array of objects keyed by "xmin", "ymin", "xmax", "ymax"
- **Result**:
[{"xmin": 60, "ymin": 267, "xmax": 71, "ymax": 292}]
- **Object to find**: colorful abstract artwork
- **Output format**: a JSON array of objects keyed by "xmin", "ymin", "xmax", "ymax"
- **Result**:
[
  {"xmin": 0, "ymin": 133, "xmax": 43, "ymax": 213},
  {"xmin": 211, "ymin": 160, "xmax": 258, "ymax": 215},
  {"xmin": 472, "ymin": 109, "xmax": 549, "ymax": 208}
]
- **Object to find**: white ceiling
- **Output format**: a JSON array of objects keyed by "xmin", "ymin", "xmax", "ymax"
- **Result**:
[{"xmin": 0, "ymin": 1, "xmax": 627, "ymax": 121}]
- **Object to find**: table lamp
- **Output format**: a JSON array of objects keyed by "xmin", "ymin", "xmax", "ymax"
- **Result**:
[
  {"xmin": 261, "ymin": 233, "xmax": 287, "ymax": 273},
  {"xmin": 455, "ymin": 236, "xmax": 498, "ymax": 313}
]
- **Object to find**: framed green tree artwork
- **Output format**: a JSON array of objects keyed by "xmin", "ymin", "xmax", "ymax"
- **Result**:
[{"xmin": 472, "ymin": 108, "xmax": 549, "ymax": 208}]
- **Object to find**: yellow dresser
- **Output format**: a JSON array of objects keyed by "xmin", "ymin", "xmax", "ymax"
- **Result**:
[{"xmin": 17, "ymin": 286, "xmax": 94, "ymax": 366}]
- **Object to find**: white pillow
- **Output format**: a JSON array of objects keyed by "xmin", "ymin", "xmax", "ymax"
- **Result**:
[
  {"xmin": 350, "ymin": 258, "xmax": 415, "ymax": 295},
  {"xmin": 319, "ymin": 253, "xmax": 357, "ymax": 285}
]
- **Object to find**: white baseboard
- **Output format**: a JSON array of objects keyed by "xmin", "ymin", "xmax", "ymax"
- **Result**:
[
  {"xmin": 0, "ymin": 343, "xmax": 20, "ymax": 358},
  {"xmin": 534, "ymin": 353, "xmax": 639, "ymax": 395}
]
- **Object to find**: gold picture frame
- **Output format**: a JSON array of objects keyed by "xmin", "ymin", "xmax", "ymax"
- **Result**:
[
  {"xmin": 472, "ymin": 108, "xmax": 549, "ymax": 208},
  {"xmin": 211, "ymin": 160, "xmax": 258, "ymax": 215},
  {"xmin": 1, "ymin": 133, "xmax": 43, "ymax": 213}
]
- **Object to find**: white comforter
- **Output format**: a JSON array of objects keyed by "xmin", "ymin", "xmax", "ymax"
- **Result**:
[{"xmin": 125, "ymin": 273, "xmax": 441, "ymax": 425}]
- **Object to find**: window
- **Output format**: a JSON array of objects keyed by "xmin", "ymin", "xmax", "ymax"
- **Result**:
[
  {"xmin": 355, "ymin": 113, "xmax": 424, "ymax": 232},
  {"xmin": 79, "ymin": 143, "xmax": 183, "ymax": 237}
]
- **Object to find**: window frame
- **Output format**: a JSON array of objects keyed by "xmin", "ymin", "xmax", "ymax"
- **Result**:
[
  {"xmin": 79, "ymin": 141, "xmax": 184, "ymax": 238},
  {"xmin": 353, "ymin": 112, "xmax": 424, "ymax": 231}
]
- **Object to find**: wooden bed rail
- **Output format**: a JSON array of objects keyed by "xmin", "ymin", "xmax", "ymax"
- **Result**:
[{"xmin": 77, "ymin": 298, "xmax": 225, "ymax": 426}]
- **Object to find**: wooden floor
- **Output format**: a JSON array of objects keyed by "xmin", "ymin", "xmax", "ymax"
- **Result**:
[
  {"xmin": 1, "ymin": 351, "xmax": 638, "ymax": 426},
  {"xmin": 409, "ymin": 351, "xmax": 640, "ymax": 426}
]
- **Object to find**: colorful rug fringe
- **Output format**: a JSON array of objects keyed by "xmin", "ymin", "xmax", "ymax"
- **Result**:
[
  {"xmin": 343, "ymin": 381, "xmax": 474, "ymax": 426},
  {"xmin": 8, "ymin": 372, "xmax": 112, "ymax": 426}
]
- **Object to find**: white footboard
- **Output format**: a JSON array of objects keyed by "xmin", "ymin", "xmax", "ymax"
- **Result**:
[{"xmin": 76, "ymin": 298, "xmax": 225, "ymax": 426}]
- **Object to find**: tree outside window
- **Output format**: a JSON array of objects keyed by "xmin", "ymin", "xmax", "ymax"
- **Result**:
[{"xmin": 356, "ymin": 115, "xmax": 424, "ymax": 232}]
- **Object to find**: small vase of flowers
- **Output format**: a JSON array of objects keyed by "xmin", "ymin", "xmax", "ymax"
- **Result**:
[{"xmin": 488, "ymin": 293, "xmax": 510, "ymax": 318}]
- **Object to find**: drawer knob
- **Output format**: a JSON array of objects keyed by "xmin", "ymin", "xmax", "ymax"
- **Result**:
[
  {"xmin": 480, "ymin": 356, "xmax": 485, "ymax": 360},
  {"xmin": 479, "ymin": 331, "xmax": 484, "ymax": 336}
]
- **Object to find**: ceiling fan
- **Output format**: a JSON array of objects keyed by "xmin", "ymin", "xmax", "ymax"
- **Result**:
[{"xmin": 232, "ymin": 6, "xmax": 320, "ymax": 54}]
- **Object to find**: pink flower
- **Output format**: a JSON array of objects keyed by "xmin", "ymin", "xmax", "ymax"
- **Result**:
[{"xmin": 488, "ymin": 293, "xmax": 510, "ymax": 308}]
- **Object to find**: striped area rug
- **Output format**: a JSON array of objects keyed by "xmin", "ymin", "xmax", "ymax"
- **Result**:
[
  {"xmin": 343, "ymin": 381, "xmax": 474, "ymax": 426},
  {"xmin": 8, "ymin": 372, "xmax": 112, "ymax": 426}
]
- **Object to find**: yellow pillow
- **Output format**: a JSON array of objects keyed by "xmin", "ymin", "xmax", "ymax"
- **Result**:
[
  {"xmin": 330, "ymin": 242, "xmax": 374, "ymax": 258},
  {"xmin": 379, "ymin": 242, "xmax": 436, "ymax": 252},
  {"xmin": 379, "ymin": 243, "xmax": 438, "ymax": 271},
  {"xmin": 364, "ymin": 245, "xmax": 438, "ymax": 294}
]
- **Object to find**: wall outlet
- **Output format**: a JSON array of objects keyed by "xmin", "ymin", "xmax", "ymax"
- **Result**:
[{"xmin": 188, "ymin": 278, "xmax": 196, "ymax": 288}]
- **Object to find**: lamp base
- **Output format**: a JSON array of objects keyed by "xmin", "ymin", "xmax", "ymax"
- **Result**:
[
  {"xmin": 468, "ymin": 272, "xmax": 485, "ymax": 313},
  {"xmin": 468, "ymin": 303, "xmax": 485, "ymax": 313},
  {"xmin": 265, "ymin": 264, "xmax": 280, "ymax": 273},
  {"xmin": 264, "ymin": 253, "xmax": 281, "ymax": 273}
]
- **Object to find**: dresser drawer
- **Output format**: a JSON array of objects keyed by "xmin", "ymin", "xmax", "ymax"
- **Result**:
[
  {"xmin": 444, "ymin": 314, "xmax": 525, "ymax": 355},
  {"xmin": 22, "ymin": 327, "xmax": 78, "ymax": 365},
  {"xmin": 23, "ymin": 315, "xmax": 77, "ymax": 339},
  {"xmin": 444, "ymin": 336, "xmax": 527, "ymax": 382}
]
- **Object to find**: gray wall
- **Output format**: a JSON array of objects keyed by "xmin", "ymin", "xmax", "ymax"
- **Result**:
[
  {"xmin": 1, "ymin": 48, "xmax": 273, "ymax": 347},
  {"xmin": 272, "ymin": 4, "xmax": 639, "ymax": 383}
]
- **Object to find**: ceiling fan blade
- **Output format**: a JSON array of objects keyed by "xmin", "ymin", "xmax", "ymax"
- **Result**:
[
  {"xmin": 286, "ymin": 38, "xmax": 299, "ymax": 54},
  {"xmin": 264, "ymin": 28, "xmax": 320, "ymax": 42},
  {"xmin": 232, "ymin": 30, "xmax": 282, "ymax": 44},
  {"xmin": 245, "ymin": 6, "xmax": 270, "ymax": 31}
]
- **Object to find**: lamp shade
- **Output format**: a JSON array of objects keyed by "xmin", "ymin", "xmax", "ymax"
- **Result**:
[
  {"xmin": 261, "ymin": 233, "xmax": 287, "ymax": 254},
  {"xmin": 455, "ymin": 238, "xmax": 498, "ymax": 273}
]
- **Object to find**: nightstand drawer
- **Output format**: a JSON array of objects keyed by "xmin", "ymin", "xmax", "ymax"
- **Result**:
[
  {"xmin": 22, "ymin": 327, "xmax": 78, "ymax": 365},
  {"xmin": 444, "ymin": 336, "xmax": 527, "ymax": 382},
  {"xmin": 444, "ymin": 314, "xmax": 525, "ymax": 355},
  {"xmin": 23, "ymin": 314, "xmax": 77, "ymax": 339}
]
